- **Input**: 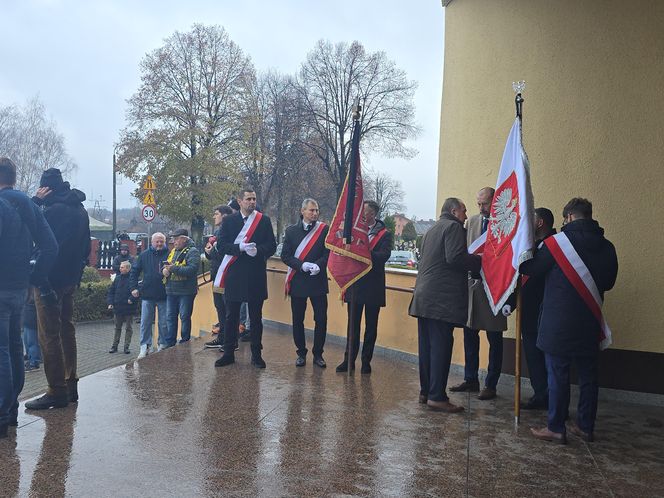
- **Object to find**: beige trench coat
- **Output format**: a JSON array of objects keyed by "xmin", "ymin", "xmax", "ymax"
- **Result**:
[{"xmin": 466, "ymin": 214, "xmax": 508, "ymax": 332}]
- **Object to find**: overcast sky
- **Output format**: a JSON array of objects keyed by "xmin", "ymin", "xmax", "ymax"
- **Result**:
[{"xmin": 1, "ymin": 0, "xmax": 445, "ymax": 219}]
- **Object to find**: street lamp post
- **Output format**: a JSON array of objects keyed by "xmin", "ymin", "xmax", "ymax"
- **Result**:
[{"xmin": 112, "ymin": 149, "xmax": 117, "ymax": 240}]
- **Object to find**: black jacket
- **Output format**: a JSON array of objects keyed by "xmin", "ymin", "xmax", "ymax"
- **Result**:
[
  {"xmin": 519, "ymin": 229, "xmax": 556, "ymax": 332},
  {"xmin": 344, "ymin": 220, "xmax": 393, "ymax": 307},
  {"xmin": 0, "ymin": 187, "xmax": 58, "ymax": 291},
  {"xmin": 33, "ymin": 183, "xmax": 91, "ymax": 289},
  {"xmin": 112, "ymin": 253, "xmax": 134, "ymax": 274},
  {"xmin": 281, "ymin": 220, "xmax": 329, "ymax": 298},
  {"xmin": 205, "ymin": 226, "xmax": 223, "ymax": 281},
  {"xmin": 215, "ymin": 211, "xmax": 276, "ymax": 302},
  {"xmin": 520, "ymin": 219, "xmax": 618, "ymax": 356},
  {"xmin": 107, "ymin": 273, "xmax": 138, "ymax": 316},
  {"xmin": 129, "ymin": 245, "xmax": 169, "ymax": 301}
]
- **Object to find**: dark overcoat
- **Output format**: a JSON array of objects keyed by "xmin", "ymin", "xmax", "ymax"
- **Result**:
[
  {"xmin": 215, "ymin": 211, "xmax": 276, "ymax": 303},
  {"xmin": 519, "ymin": 219, "xmax": 618, "ymax": 357},
  {"xmin": 344, "ymin": 220, "xmax": 393, "ymax": 307},
  {"xmin": 409, "ymin": 213, "xmax": 480, "ymax": 326},
  {"xmin": 281, "ymin": 220, "xmax": 329, "ymax": 298}
]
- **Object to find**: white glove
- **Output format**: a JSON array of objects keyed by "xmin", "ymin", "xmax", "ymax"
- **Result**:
[
  {"xmin": 239, "ymin": 241, "xmax": 256, "ymax": 253},
  {"xmin": 502, "ymin": 305, "xmax": 513, "ymax": 317},
  {"xmin": 309, "ymin": 263, "xmax": 320, "ymax": 276},
  {"xmin": 301, "ymin": 262, "xmax": 314, "ymax": 273},
  {"xmin": 246, "ymin": 245, "xmax": 258, "ymax": 257}
]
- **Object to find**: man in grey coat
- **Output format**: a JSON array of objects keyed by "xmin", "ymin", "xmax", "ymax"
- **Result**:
[
  {"xmin": 409, "ymin": 198, "xmax": 480, "ymax": 413},
  {"xmin": 450, "ymin": 187, "xmax": 508, "ymax": 401}
]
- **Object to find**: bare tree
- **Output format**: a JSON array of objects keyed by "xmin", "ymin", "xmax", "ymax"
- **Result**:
[
  {"xmin": 364, "ymin": 169, "xmax": 405, "ymax": 216},
  {"xmin": 296, "ymin": 40, "xmax": 420, "ymax": 196},
  {"xmin": 116, "ymin": 24, "xmax": 253, "ymax": 242},
  {"xmin": 0, "ymin": 97, "xmax": 76, "ymax": 193}
]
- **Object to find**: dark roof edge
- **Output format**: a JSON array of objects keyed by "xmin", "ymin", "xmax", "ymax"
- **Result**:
[{"xmin": 442, "ymin": 0, "xmax": 454, "ymax": 6}]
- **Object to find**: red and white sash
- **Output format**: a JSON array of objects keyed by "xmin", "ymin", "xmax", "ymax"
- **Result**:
[
  {"xmin": 213, "ymin": 211, "xmax": 263, "ymax": 293},
  {"xmin": 467, "ymin": 231, "xmax": 486, "ymax": 255},
  {"xmin": 369, "ymin": 227, "xmax": 387, "ymax": 250},
  {"xmin": 285, "ymin": 222, "xmax": 327, "ymax": 295},
  {"xmin": 544, "ymin": 232, "xmax": 612, "ymax": 350}
]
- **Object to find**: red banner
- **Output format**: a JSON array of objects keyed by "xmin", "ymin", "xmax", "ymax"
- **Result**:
[{"xmin": 325, "ymin": 125, "xmax": 372, "ymax": 293}]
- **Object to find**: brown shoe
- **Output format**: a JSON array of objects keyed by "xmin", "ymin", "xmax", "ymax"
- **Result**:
[
  {"xmin": 427, "ymin": 399, "xmax": 464, "ymax": 413},
  {"xmin": 568, "ymin": 421, "xmax": 594, "ymax": 442},
  {"xmin": 530, "ymin": 426, "xmax": 567, "ymax": 444},
  {"xmin": 477, "ymin": 388, "xmax": 496, "ymax": 400},
  {"xmin": 418, "ymin": 394, "xmax": 428, "ymax": 404},
  {"xmin": 449, "ymin": 380, "xmax": 480, "ymax": 393}
]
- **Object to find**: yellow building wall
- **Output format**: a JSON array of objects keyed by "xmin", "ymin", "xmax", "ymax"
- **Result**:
[{"xmin": 439, "ymin": 0, "xmax": 664, "ymax": 354}]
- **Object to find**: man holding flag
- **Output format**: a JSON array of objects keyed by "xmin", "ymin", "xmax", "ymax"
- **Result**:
[
  {"xmin": 281, "ymin": 198, "xmax": 330, "ymax": 368},
  {"xmin": 521, "ymin": 198, "xmax": 618, "ymax": 444},
  {"xmin": 213, "ymin": 187, "xmax": 276, "ymax": 368}
]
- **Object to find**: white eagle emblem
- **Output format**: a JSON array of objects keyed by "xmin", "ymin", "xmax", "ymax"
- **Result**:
[{"xmin": 489, "ymin": 188, "xmax": 518, "ymax": 243}]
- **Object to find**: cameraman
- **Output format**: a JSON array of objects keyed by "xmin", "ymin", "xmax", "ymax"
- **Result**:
[{"xmin": 204, "ymin": 205, "xmax": 233, "ymax": 349}]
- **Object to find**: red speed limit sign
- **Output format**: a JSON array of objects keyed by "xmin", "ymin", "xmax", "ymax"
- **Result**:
[{"xmin": 141, "ymin": 204, "xmax": 157, "ymax": 222}]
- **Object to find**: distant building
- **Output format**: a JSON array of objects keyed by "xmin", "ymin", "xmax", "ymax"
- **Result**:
[
  {"xmin": 393, "ymin": 214, "xmax": 410, "ymax": 237},
  {"xmin": 412, "ymin": 220, "xmax": 436, "ymax": 237}
]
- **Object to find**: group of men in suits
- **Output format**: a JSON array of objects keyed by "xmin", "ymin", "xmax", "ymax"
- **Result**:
[{"xmin": 207, "ymin": 189, "xmax": 393, "ymax": 374}]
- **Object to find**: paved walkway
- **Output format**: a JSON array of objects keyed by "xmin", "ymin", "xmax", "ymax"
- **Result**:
[
  {"xmin": 3, "ymin": 326, "xmax": 664, "ymax": 497},
  {"xmin": 21, "ymin": 320, "xmax": 141, "ymax": 400}
]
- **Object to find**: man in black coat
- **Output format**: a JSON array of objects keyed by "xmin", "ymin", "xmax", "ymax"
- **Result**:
[
  {"xmin": 409, "ymin": 198, "xmax": 480, "ymax": 413},
  {"xmin": 25, "ymin": 168, "xmax": 91, "ymax": 410},
  {"xmin": 214, "ymin": 188, "xmax": 276, "ymax": 368},
  {"xmin": 112, "ymin": 244, "xmax": 134, "ymax": 274},
  {"xmin": 204, "ymin": 204, "xmax": 234, "ymax": 349},
  {"xmin": 336, "ymin": 200, "xmax": 393, "ymax": 374},
  {"xmin": 521, "ymin": 198, "xmax": 618, "ymax": 444},
  {"xmin": 281, "ymin": 198, "xmax": 330, "ymax": 368},
  {"xmin": 510, "ymin": 207, "xmax": 556, "ymax": 410}
]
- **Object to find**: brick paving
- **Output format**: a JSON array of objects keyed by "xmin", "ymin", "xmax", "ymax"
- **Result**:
[{"xmin": 20, "ymin": 320, "xmax": 142, "ymax": 400}]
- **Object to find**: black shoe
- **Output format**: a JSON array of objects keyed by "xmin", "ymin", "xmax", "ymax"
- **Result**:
[
  {"xmin": 295, "ymin": 356, "xmax": 306, "ymax": 367},
  {"xmin": 25, "ymin": 394, "xmax": 69, "ymax": 410},
  {"xmin": 205, "ymin": 337, "xmax": 224, "ymax": 349},
  {"xmin": 335, "ymin": 361, "xmax": 354, "ymax": 373},
  {"xmin": 109, "ymin": 345, "xmax": 118, "ymax": 353},
  {"xmin": 178, "ymin": 338, "xmax": 190, "ymax": 344},
  {"xmin": 251, "ymin": 355, "xmax": 266, "ymax": 369},
  {"xmin": 219, "ymin": 343, "xmax": 239, "ymax": 352},
  {"xmin": 67, "ymin": 382, "xmax": 79, "ymax": 403},
  {"xmin": 450, "ymin": 380, "xmax": 480, "ymax": 393},
  {"xmin": 239, "ymin": 331, "xmax": 252, "ymax": 342},
  {"xmin": 0, "ymin": 423, "xmax": 7, "ymax": 439},
  {"xmin": 124, "ymin": 347, "xmax": 131, "ymax": 354},
  {"xmin": 360, "ymin": 362, "xmax": 371, "ymax": 374},
  {"xmin": 215, "ymin": 354, "xmax": 235, "ymax": 367},
  {"xmin": 313, "ymin": 356, "xmax": 327, "ymax": 368},
  {"xmin": 521, "ymin": 396, "xmax": 548, "ymax": 410}
]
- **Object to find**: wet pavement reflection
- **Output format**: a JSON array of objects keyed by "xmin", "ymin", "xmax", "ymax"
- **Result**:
[{"xmin": 1, "ymin": 326, "xmax": 663, "ymax": 497}]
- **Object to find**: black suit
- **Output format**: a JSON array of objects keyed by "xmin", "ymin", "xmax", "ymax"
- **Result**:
[
  {"xmin": 215, "ymin": 211, "xmax": 276, "ymax": 356},
  {"xmin": 281, "ymin": 220, "xmax": 330, "ymax": 357},
  {"xmin": 342, "ymin": 220, "xmax": 393, "ymax": 366}
]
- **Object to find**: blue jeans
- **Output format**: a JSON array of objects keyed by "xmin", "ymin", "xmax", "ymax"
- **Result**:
[
  {"xmin": 165, "ymin": 294, "xmax": 196, "ymax": 347},
  {"xmin": 463, "ymin": 327, "xmax": 504, "ymax": 390},
  {"xmin": 23, "ymin": 325, "xmax": 41, "ymax": 367},
  {"xmin": 140, "ymin": 300, "xmax": 167, "ymax": 347},
  {"xmin": 0, "ymin": 289, "xmax": 28, "ymax": 426},
  {"xmin": 546, "ymin": 352, "xmax": 599, "ymax": 435}
]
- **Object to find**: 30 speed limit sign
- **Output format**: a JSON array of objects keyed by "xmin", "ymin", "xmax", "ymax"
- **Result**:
[{"xmin": 141, "ymin": 204, "xmax": 157, "ymax": 222}]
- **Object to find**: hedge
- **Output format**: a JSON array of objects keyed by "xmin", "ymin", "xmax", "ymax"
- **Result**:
[{"xmin": 73, "ymin": 280, "xmax": 113, "ymax": 322}]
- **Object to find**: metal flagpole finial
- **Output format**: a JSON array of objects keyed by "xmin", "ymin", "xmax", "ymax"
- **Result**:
[
  {"xmin": 352, "ymin": 97, "xmax": 362, "ymax": 122},
  {"xmin": 512, "ymin": 81, "xmax": 525, "ymax": 119}
]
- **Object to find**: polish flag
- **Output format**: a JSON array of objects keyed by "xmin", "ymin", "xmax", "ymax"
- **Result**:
[{"xmin": 481, "ymin": 118, "xmax": 535, "ymax": 315}]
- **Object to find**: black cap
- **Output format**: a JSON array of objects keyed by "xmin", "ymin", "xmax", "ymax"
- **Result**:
[
  {"xmin": 40, "ymin": 168, "xmax": 64, "ymax": 189},
  {"xmin": 171, "ymin": 228, "xmax": 188, "ymax": 237},
  {"xmin": 120, "ymin": 244, "xmax": 129, "ymax": 250}
]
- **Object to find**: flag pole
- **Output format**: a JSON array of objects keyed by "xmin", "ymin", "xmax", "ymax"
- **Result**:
[
  {"xmin": 345, "ymin": 100, "xmax": 362, "ymax": 376},
  {"xmin": 512, "ymin": 81, "xmax": 525, "ymax": 428}
]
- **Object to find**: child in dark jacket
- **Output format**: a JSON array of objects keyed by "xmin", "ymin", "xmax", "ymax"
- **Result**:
[{"xmin": 108, "ymin": 261, "xmax": 138, "ymax": 353}]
